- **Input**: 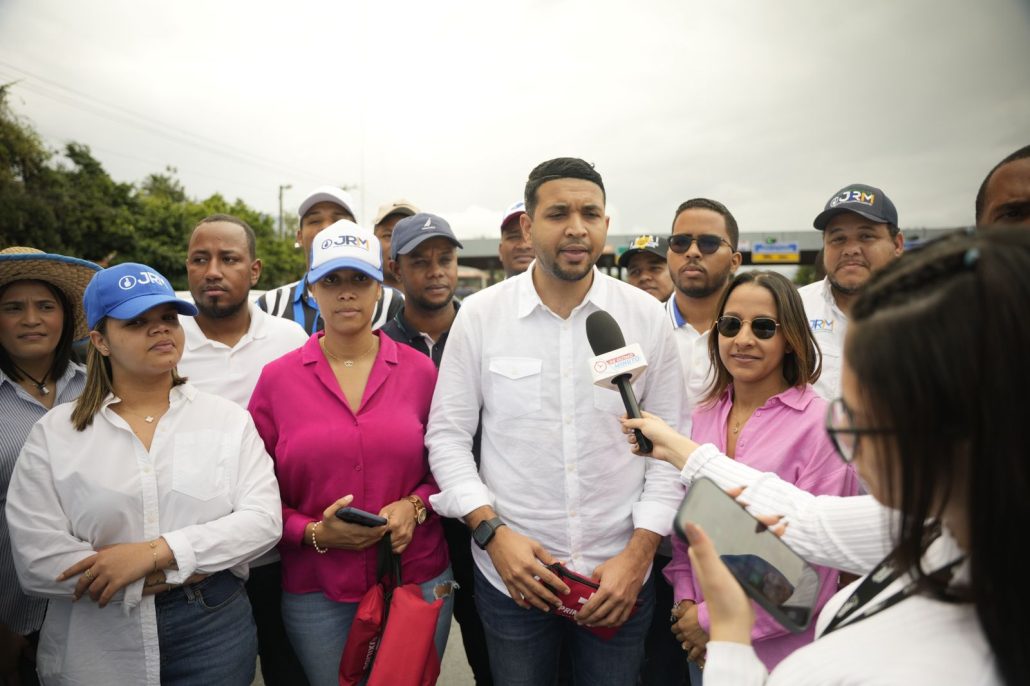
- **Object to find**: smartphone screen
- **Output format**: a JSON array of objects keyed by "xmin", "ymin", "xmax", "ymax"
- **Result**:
[{"xmin": 673, "ymin": 476, "xmax": 820, "ymax": 633}]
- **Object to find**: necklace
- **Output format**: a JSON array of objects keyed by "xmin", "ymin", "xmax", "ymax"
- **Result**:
[
  {"xmin": 118, "ymin": 404, "xmax": 169, "ymax": 424},
  {"xmin": 13, "ymin": 363, "xmax": 50, "ymax": 396},
  {"xmin": 321, "ymin": 336, "xmax": 378, "ymax": 368}
]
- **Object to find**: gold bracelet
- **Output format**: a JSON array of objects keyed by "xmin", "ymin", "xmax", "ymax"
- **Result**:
[
  {"xmin": 149, "ymin": 540, "xmax": 160, "ymax": 572},
  {"xmin": 311, "ymin": 521, "xmax": 328, "ymax": 554}
]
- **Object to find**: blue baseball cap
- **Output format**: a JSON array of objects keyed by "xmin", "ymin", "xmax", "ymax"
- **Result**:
[
  {"xmin": 813, "ymin": 183, "xmax": 899, "ymax": 230},
  {"xmin": 307, "ymin": 220, "xmax": 384, "ymax": 284},
  {"xmin": 390, "ymin": 212, "xmax": 464, "ymax": 261},
  {"xmin": 83, "ymin": 263, "xmax": 198, "ymax": 330}
]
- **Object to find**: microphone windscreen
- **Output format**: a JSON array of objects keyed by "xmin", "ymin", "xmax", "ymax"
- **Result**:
[{"xmin": 586, "ymin": 310, "xmax": 626, "ymax": 355}]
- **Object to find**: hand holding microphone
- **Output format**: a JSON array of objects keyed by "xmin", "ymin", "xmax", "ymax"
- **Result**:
[{"xmin": 585, "ymin": 310, "xmax": 654, "ymax": 454}]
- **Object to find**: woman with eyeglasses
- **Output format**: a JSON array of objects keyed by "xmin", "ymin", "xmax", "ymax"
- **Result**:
[
  {"xmin": 621, "ymin": 227, "xmax": 1025, "ymax": 685},
  {"xmin": 662, "ymin": 270, "xmax": 858, "ymax": 680},
  {"xmin": 5, "ymin": 262, "xmax": 282, "ymax": 685}
]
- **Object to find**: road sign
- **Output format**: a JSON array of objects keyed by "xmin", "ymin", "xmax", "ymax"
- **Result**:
[{"xmin": 751, "ymin": 242, "xmax": 800, "ymax": 264}]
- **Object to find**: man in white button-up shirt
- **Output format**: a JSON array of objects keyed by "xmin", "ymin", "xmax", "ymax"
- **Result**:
[
  {"xmin": 427, "ymin": 157, "xmax": 684, "ymax": 685},
  {"xmin": 178, "ymin": 215, "xmax": 308, "ymax": 686},
  {"xmin": 798, "ymin": 184, "xmax": 904, "ymax": 400}
]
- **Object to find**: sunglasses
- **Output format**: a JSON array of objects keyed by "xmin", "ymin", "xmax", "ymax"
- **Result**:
[
  {"xmin": 667, "ymin": 234, "xmax": 731, "ymax": 255},
  {"xmin": 716, "ymin": 315, "xmax": 780, "ymax": 340},
  {"xmin": 825, "ymin": 397, "xmax": 894, "ymax": 463}
]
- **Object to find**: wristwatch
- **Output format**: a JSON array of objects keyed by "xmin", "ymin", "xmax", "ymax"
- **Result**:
[
  {"xmin": 407, "ymin": 495, "xmax": 427, "ymax": 526},
  {"xmin": 473, "ymin": 517, "xmax": 506, "ymax": 550}
]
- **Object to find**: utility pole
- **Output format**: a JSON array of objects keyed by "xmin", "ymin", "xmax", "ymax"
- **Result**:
[{"xmin": 278, "ymin": 184, "xmax": 292, "ymax": 237}]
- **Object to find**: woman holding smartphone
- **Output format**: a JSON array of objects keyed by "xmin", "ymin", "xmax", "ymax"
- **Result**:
[
  {"xmin": 6, "ymin": 262, "xmax": 282, "ymax": 685},
  {"xmin": 663, "ymin": 271, "xmax": 858, "ymax": 679},
  {"xmin": 249, "ymin": 220, "xmax": 452, "ymax": 686},
  {"xmin": 623, "ymin": 228, "xmax": 1024, "ymax": 685}
]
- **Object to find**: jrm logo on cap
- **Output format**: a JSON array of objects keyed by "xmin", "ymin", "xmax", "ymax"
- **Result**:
[
  {"xmin": 118, "ymin": 271, "xmax": 166, "ymax": 290},
  {"xmin": 321, "ymin": 234, "xmax": 371, "ymax": 251},
  {"xmin": 830, "ymin": 190, "xmax": 876, "ymax": 208}
]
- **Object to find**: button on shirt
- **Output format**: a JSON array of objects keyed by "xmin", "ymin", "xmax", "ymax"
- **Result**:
[
  {"xmin": 0, "ymin": 364, "xmax": 85, "ymax": 635},
  {"xmin": 5, "ymin": 383, "xmax": 282, "ymax": 686},
  {"xmin": 426, "ymin": 268, "xmax": 685, "ymax": 595},
  {"xmin": 797, "ymin": 278, "xmax": 846, "ymax": 400},
  {"xmin": 178, "ymin": 302, "xmax": 308, "ymax": 408}
]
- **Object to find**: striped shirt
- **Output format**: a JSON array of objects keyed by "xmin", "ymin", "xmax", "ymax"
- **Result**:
[
  {"xmin": 0, "ymin": 363, "xmax": 86, "ymax": 634},
  {"xmin": 255, "ymin": 279, "xmax": 404, "ymax": 334}
]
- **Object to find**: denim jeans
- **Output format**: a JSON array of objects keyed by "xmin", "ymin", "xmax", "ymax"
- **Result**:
[
  {"xmin": 282, "ymin": 566, "xmax": 456, "ymax": 686},
  {"xmin": 155, "ymin": 570, "xmax": 257, "ymax": 686},
  {"xmin": 474, "ymin": 564, "xmax": 655, "ymax": 686}
]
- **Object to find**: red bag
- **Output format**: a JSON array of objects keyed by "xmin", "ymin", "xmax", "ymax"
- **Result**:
[
  {"xmin": 544, "ymin": 562, "xmax": 643, "ymax": 640},
  {"xmin": 339, "ymin": 536, "xmax": 444, "ymax": 686}
]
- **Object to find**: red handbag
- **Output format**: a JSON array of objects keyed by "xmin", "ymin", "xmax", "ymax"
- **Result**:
[
  {"xmin": 339, "ymin": 536, "xmax": 444, "ymax": 686},
  {"xmin": 544, "ymin": 562, "xmax": 643, "ymax": 640}
]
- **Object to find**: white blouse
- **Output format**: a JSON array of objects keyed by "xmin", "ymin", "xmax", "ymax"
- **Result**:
[{"xmin": 5, "ymin": 383, "xmax": 282, "ymax": 686}]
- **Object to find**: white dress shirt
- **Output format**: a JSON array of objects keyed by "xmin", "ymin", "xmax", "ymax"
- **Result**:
[
  {"xmin": 797, "ymin": 278, "xmax": 847, "ymax": 401},
  {"xmin": 178, "ymin": 302, "xmax": 308, "ymax": 408},
  {"xmin": 5, "ymin": 383, "xmax": 282, "ymax": 686},
  {"xmin": 679, "ymin": 444, "xmax": 1001, "ymax": 685},
  {"xmin": 426, "ymin": 267, "xmax": 685, "ymax": 596}
]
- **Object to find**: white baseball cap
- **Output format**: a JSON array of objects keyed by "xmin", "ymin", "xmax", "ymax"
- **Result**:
[
  {"xmin": 306, "ymin": 220, "xmax": 383, "ymax": 284},
  {"xmin": 501, "ymin": 200, "xmax": 526, "ymax": 230},
  {"xmin": 298, "ymin": 186, "xmax": 358, "ymax": 222}
]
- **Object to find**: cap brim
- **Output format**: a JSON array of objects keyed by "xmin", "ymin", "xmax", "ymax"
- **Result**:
[
  {"xmin": 104, "ymin": 294, "xmax": 199, "ymax": 323},
  {"xmin": 307, "ymin": 258, "xmax": 384, "ymax": 284},
  {"xmin": 618, "ymin": 247, "xmax": 665, "ymax": 269},
  {"xmin": 813, "ymin": 206, "xmax": 890, "ymax": 231},
  {"xmin": 393, "ymin": 233, "xmax": 464, "ymax": 260}
]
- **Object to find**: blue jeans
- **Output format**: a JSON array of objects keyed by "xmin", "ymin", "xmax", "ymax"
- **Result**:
[
  {"xmin": 475, "ymin": 564, "xmax": 655, "ymax": 686},
  {"xmin": 282, "ymin": 566, "xmax": 456, "ymax": 686},
  {"xmin": 155, "ymin": 570, "xmax": 257, "ymax": 686}
]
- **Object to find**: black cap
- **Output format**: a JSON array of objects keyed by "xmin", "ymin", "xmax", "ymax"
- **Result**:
[
  {"xmin": 813, "ymin": 184, "xmax": 898, "ymax": 231},
  {"xmin": 617, "ymin": 234, "xmax": 668, "ymax": 269}
]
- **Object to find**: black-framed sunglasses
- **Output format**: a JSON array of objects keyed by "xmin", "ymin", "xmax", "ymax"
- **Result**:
[
  {"xmin": 667, "ymin": 234, "xmax": 731, "ymax": 255},
  {"xmin": 716, "ymin": 315, "xmax": 780, "ymax": 340},
  {"xmin": 825, "ymin": 397, "xmax": 894, "ymax": 463}
]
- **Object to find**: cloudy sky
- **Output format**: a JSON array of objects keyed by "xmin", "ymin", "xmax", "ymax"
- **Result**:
[{"xmin": 1, "ymin": 0, "xmax": 1028, "ymax": 240}]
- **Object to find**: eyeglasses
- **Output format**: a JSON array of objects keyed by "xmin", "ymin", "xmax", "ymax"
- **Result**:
[
  {"xmin": 716, "ymin": 315, "xmax": 780, "ymax": 340},
  {"xmin": 667, "ymin": 234, "xmax": 731, "ymax": 255},
  {"xmin": 825, "ymin": 397, "xmax": 894, "ymax": 463}
]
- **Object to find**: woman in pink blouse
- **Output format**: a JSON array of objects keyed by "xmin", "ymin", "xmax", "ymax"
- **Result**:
[
  {"xmin": 248, "ymin": 220, "xmax": 452, "ymax": 686},
  {"xmin": 665, "ymin": 271, "xmax": 857, "ymax": 681}
]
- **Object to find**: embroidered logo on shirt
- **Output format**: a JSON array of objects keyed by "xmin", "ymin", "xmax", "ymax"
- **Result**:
[{"xmin": 809, "ymin": 318, "xmax": 835, "ymax": 333}]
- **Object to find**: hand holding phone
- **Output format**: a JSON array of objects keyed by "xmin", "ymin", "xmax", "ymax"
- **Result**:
[
  {"xmin": 335, "ymin": 506, "xmax": 388, "ymax": 528},
  {"xmin": 674, "ymin": 477, "xmax": 819, "ymax": 632}
]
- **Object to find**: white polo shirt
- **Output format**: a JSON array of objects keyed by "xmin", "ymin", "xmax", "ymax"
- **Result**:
[
  {"xmin": 178, "ymin": 302, "xmax": 308, "ymax": 408},
  {"xmin": 797, "ymin": 278, "xmax": 847, "ymax": 401},
  {"xmin": 665, "ymin": 297, "xmax": 715, "ymax": 422}
]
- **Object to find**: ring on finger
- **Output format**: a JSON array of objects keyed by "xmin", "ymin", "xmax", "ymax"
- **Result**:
[{"xmin": 84, "ymin": 568, "xmax": 95, "ymax": 581}]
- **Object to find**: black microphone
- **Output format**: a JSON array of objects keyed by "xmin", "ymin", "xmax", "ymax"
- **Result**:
[{"xmin": 585, "ymin": 310, "xmax": 654, "ymax": 454}]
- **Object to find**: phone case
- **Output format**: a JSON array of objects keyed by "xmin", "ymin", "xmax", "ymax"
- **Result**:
[
  {"xmin": 542, "ymin": 563, "xmax": 642, "ymax": 640},
  {"xmin": 335, "ymin": 506, "xmax": 388, "ymax": 528}
]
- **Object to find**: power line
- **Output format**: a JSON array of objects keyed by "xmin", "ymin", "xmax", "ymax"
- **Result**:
[{"xmin": 0, "ymin": 60, "xmax": 344, "ymax": 187}]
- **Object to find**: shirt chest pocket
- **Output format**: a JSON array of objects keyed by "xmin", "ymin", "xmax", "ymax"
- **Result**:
[
  {"xmin": 172, "ymin": 430, "xmax": 231, "ymax": 501},
  {"xmin": 487, "ymin": 357, "xmax": 542, "ymax": 418}
]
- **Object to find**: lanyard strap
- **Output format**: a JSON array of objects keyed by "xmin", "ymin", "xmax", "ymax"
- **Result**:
[{"xmin": 823, "ymin": 551, "xmax": 964, "ymax": 635}]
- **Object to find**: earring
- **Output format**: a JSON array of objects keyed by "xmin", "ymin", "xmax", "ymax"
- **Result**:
[{"xmin": 294, "ymin": 241, "xmax": 301, "ymax": 249}]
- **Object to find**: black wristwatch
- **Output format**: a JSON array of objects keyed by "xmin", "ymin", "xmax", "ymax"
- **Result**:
[{"xmin": 473, "ymin": 517, "xmax": 506, "ymax": 550}]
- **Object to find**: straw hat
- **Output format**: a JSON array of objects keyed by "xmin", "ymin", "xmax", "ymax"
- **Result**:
[{"xmin": 0, "ymin": 247, "xmax": 102, "ymax": 340}]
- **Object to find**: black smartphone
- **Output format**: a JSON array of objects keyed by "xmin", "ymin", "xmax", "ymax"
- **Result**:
[
  {"xmin": 335, "ymin": 506, "xmax": 388, "ymax": 528},
  {"xmin": 673, "ymin": 476, "xmax": 819, "ymax": 633}
]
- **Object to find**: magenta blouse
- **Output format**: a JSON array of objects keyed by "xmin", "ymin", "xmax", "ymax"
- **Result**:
[
  {"xmin": 249, "ymin": 331, "xmax": 447, "ymax": 602},
  {"xmin": 664, "ymin": 384, "xmax": 859, "ymax": 670}
]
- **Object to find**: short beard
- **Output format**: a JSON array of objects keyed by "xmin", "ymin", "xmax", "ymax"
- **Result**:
[
  {"xmin": 409, "ymin": 289, "xmax": 455, "ymax": 312},
  {"xmin": 827, "ymin": 274, "xmax": 861, "ymax": 297},
  {"xmin": 540, "ymin": 256, "xmax": 593, "ymax": 283},
  {"xmin": 196, "ymin": 297, "xmax": 247, "ymax": 320},
  {"xmin": 677, "ymin": 268, "xmax": 732, "ymax": 299}
]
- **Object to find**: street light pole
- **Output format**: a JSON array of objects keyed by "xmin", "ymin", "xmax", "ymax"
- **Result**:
[{"xmin": 278, "ymin": 184, "xmax": 292, "ymax": 238}]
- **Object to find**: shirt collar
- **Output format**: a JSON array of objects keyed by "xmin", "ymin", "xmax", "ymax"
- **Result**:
[
  {"xmin": 392, "ymin": 301, "xmax": 460, "ymax": 341},
  {"xmin": 0, "ymin": 362, "xmax": 83, "ymax": 393},
  {"xmin": 721, "ymin": 383, "xmax": 814, "ymax": 412},
  {"xmin": 301, "ymin": 330, "xmax": 399, "ymax": 367},
  {"xmin": 183, "ymin": 301, "xmax": 267, "ymax": 351},
  {"xmin": 99, "ymin": 380, "xmax": 196, "ymax": 412},
  {"xmin": 820, "ymin": 277, "xmax": 847, "ymax": 320},
  {"xmin": 516, "ymin": 265, "xmax": 608, "ymax": 319}
]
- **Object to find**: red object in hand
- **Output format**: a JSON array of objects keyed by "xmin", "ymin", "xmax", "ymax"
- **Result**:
[{"xmin": 544, "ymin": 562, "xmax": 642, "ymax": 640}]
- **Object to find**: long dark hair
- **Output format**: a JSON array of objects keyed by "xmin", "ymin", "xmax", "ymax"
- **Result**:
[
  {"xmin": 0, "ymin": 280, "xmax": 76, "ymax": 382},
  {"xmin": 703, "ymin": 270, "xmax": 821, "ymax": 406},
  {"xmin": 848, "ymin": 226, "xmax": 1029, "ymax": 685}
]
